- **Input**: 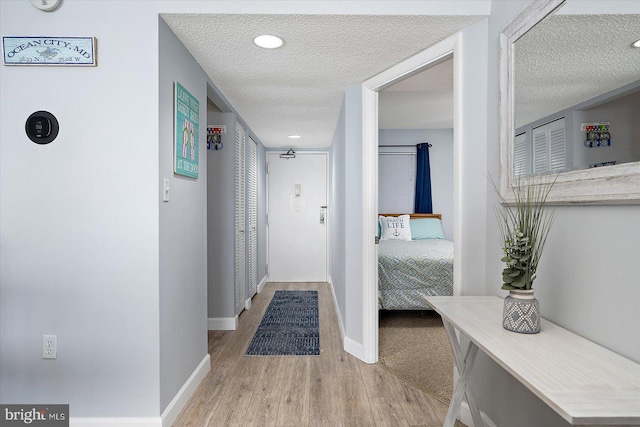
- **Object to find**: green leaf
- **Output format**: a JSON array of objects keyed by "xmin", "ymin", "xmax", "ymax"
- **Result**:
[
  {"xmin": 512, "ymin": 277, "xmax": 526, "ymax": 287},
  {"xmin": 502, "ymin": 284, "xmax": 516, "ymax": 290},
  {"xmin": 502, "ymin": 275, "xmax": 514, "ymax": 283}
]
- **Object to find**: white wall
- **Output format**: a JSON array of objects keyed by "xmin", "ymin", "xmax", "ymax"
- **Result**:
[
  {"xmin": 378, "ymin": 129, "xmax": 454, "ymax": 239},
  {"xmin": 454, "ymin": 19, "xmax": 492, "ymax": 298},
  {"xmin": 0, "ymin": 1, "xmax": 273, "ymax": 418},
  {"xmin": 0, "ymin": 1, "xmax": 161, "ymax": 416}
]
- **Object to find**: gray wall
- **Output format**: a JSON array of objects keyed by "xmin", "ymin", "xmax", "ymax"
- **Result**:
[
  {"xmin": 330, "ymin": 101, "xmax": 347, "ymax": 329},
  {"xmin": 206, "ymin": 111, "xmax": 239, "ymax": 319},
  {"xmin": 573, "ymin": 91, "xmax": 640, "ymax": 169},
  {"xmin": 206, "ymin": 83, "xmax": 267, "ymax": 322},
  {"xmin": 378, "ymin": 129, "xmax": 454, "ymax": 239},
  {"xmin": 475, "ymin": 2, "xmax": 640, "ymax": 426},
  {"xmin": 0, "ymin": 0, "xmax": 161, "ymax": 416},
  {"xmin": 344, "ymin": 85, "xmax": 365, "ymax": 344},
  {"xmin": 158, "ymin": 18, "xmax": 209, "ymax": 413}
]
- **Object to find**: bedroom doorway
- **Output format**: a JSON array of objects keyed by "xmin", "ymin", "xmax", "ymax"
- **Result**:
[
  {"xmin": 375, "ymin": 55, "xmax": 456, "ymax": 403},
  {"xmin": 359, "ymin": 32, "xmax": 463, "ymax": 364}
]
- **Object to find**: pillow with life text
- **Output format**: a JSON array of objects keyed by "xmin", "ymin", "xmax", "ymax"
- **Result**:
[{"xmin": 379, "ymin": 215, "xmax": 412, "ymax": 241}]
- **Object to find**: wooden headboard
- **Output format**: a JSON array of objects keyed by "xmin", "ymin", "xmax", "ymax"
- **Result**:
[{"xmin": 379, "ymin": 213, "xmax": 442, "ymax": 220}]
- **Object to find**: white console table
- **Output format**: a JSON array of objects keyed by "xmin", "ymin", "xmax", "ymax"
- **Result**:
[{"xmin": 425, "ymin": 296, "xmax": 640, "ymax": 427}]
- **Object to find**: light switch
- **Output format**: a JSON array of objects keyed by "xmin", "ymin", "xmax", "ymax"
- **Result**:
[{"xmin": 163, "ymin": 179, "xmax": 170, "ymax": 202}]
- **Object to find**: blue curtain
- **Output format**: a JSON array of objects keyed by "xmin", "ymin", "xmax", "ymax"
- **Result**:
[{"xmin": 414, "ymin": 143, "xmax": 433, "ymax": 213}]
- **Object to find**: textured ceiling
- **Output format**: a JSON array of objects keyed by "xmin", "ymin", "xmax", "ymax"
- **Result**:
[
  {"xmin": 379, "ymin": 57, "xmax": 453, "ymax": 129},
  {"xmin": 162, "ymin": 14, "xmax": 481, "ymax": 148},
  {"xmin": 515, "ymin": 14, "xmax": 640, "ymax": 128}
]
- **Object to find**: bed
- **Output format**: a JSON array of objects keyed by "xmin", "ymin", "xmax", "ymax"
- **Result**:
[{"xmin": 378, "ymin": 213, "xmax": 454, "ymax": 310}]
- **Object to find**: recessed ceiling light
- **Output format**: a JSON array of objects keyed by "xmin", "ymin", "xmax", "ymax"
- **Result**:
[
  {"xmin": 288, "ymin": 134, "xmax": 301, "ymax": 139},
  {"xmin": 253, "ymin": 35, "xmax": 284, "ymax": 49},
  {"xmin": 633, "ymin": 38, "xmax": 640, "ymax": 48}
]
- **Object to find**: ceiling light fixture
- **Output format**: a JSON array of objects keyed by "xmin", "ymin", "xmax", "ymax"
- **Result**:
[
  {"xmin": 253, "ymin": 34, "xmax": 284, "ymax": 49},
  {"xmin": 288, "ymin": 134, "xmax": 301, "ymax": 139},
  {"xmin": 633, "ymin": 38, "xmax": 640, "ymax": 48}
]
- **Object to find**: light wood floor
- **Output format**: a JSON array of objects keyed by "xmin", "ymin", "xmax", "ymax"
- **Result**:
[{"xmin": 174, "ymin": 282, "xmax": 464, "ymax": 426}]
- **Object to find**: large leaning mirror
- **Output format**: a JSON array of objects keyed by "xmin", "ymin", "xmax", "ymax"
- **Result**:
[{"xmin": 500, "ymin": 0, "xmax": 640, "ymax": 203}]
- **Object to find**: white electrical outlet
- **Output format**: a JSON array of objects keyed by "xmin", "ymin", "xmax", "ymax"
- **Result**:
[{"xmin": 43, "ymin": 335, "xmax": 57, "ymax": 359}]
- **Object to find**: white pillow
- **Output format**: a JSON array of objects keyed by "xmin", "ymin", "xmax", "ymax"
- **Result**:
[{"xmin": 379, "ymin": 215, "xmax": 412, "ymax": 241}]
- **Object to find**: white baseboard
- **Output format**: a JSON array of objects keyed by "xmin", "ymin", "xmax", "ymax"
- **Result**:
[
  {"xmin": 257, "ymin": 275, "xmax": 268, "ymax": 293},
  {"xmin": 207, "ymin": 316, "xmax": 238, "ymax": 331},
  {"xmin": 70, "ymin": 355, "xmax": 211, "ymax": 427},
  {"xmin": 459, "ymin": 401, "xmax": 497, "ymax": 427},
  {"xmin": 244, "ymin": 297, "xmax": 252, "ymax": 310},
  {"xmin": 343, "ymin": 336, "xmax": 364, "ymax": 360},
  {"xmin": 161, "ymin": 354, "xmax": 211, "ymax": 427},
  {"xmin": 70, "ymin": 418, "xmax": 161, "ymax": 427}
]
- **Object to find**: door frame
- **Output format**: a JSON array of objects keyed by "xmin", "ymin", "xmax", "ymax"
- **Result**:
[
  {"xmin": 360, "ymin": 33, "xmax": 461, "ymax": 363},
  {"xmin": 265, "ymin": 151, "xmax": 330, "ymax": 283}
]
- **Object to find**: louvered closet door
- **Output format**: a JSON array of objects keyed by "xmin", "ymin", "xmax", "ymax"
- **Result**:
[
  {"xmin": 514, "ymin": 132, "xmax": 529, "ymax": 178},
  {"xmin": 533, "ymin": 126, "xmax": 549, "ymax": 175},
  {"xmin": 234, "ymin": 122, "xmax": 246, "ymax": 315},
  {"xmin": 247, "ymin": 136, "xmax": 258, "ymax": 299},
  {"xmin": 532, "ymin": 118, "xmax": 566, "ymax": 175},
  {"xmin": 548, "ymin": 118, "xmax": 566, "ymax": 172}
]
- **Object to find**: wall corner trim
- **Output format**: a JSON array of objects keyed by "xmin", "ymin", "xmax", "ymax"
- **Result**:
[
  {"xmin": 459, "ymin": 401, "xmax": 497, "ymax": 427},
  {"xmin": 328, "ymin": 277, "xmax": 345, "ymax": 342},
  {"xmin": 207, "ymin": 316, "xmax": 238, "ymax": 331},
  {"xmin": 161, "ymin": 354, "xmax": 211, "ymax": 427},
  {"xmin": 257, "ymin": 275, "xmax": 268, "ymax": 293}
]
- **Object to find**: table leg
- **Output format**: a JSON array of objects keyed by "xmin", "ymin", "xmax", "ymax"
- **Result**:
[{"xmin": 442, "ymin": 320, "xmax": 484, "ymax": 427}]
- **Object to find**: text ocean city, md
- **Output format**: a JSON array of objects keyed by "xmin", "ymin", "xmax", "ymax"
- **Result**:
[{"xmin": 2, "ymin": 36, "xmax": 97, "ymax": 66}]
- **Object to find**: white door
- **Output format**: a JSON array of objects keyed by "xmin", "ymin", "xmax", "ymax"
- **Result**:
[
  {"xmin": 267, "ymin": 152, "xmax": 327, "ymax": 282},
  {"xmin": 234, "ymin": 122, "xmax": 246, "ymax": 314}
]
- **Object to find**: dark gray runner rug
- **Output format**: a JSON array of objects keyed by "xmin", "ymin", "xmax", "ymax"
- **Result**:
[{"xmin": 245, "ymin": 290, "xmax": 320, "ymax": 356}]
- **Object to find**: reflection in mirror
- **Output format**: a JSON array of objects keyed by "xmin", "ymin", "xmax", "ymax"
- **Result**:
[{"xmin": 513, "ymin": 12, "xmax": 640, "ymax": 179}]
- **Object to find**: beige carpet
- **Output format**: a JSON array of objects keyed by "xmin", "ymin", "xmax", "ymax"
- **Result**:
[{"xmin": 378, "ymin": 310, "xmax": 454, "ymax": 404}]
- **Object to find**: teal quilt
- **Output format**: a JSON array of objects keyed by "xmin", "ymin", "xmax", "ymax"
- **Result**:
[{"xmin": 378, "ymin": 239, "xmax": 454, "ymax": 310}]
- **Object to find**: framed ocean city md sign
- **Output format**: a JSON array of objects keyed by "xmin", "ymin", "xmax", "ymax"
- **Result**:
[
  {"xmin": 2, "ymin": 36, "xmax": 97, "ymax": 66},
  {"xmin": 174, "ymin": 82, "xmax": 199, "ymax": 179}
]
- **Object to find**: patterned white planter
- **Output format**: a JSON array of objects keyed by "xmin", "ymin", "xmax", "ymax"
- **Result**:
[{"xmin": 503, "ymin": 289, "xmax": 540, "ymax": 334}]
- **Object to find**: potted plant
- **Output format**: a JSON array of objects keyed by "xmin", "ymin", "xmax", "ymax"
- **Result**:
[{"xmin": 492, "ymin": 175, "xmax": 556, "ymax": 334}]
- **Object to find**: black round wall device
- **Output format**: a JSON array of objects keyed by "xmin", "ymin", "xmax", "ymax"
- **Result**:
[{"xmin": 25, "ymin": 111, "xmax": 59, "ymax": 144}]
